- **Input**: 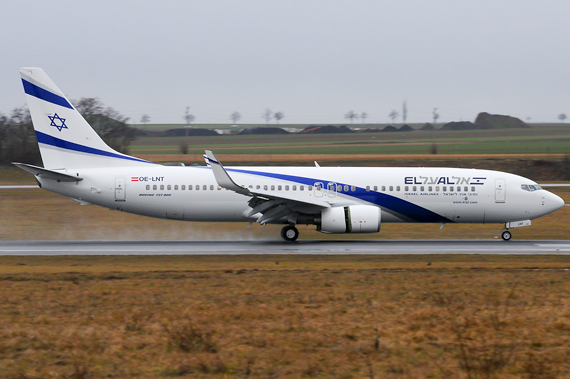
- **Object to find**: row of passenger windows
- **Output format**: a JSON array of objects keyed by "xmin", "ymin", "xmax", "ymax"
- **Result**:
[
  {"xmin": 145, "ymin": 184, "xmax": 317, "ymax": 191},
  {"xmin": 365, "ymin": 185, "xmax": 477, "ymax": 192},
  {"xmin": 146, "ymin": 184, "xmax": 219, "ymax": 191},
  {"xmin": 145, "ymin": 184, "xmax": 476, "ymax": 193}
]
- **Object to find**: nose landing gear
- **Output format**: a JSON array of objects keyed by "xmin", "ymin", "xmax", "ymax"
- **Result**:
[
  {"xmin": 501, "ymin": 229, "xmax": 512, "ymax": 241},
  {"xmin": 281, "ymin": 225, "xmax": 299, "ymax": 242}
]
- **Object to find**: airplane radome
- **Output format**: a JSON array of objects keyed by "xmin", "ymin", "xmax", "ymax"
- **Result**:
[{"xmin": 15, "ymin": 68, "xmax": 565, "ymax": 241}]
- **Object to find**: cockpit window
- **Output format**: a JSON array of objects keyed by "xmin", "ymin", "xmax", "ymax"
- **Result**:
[{"xmin": 521, "ymin": 184, "xmax": 542, "ymax": 192}]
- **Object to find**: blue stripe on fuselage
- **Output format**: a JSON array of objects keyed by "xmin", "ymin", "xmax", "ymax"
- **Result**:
[
  {"xmin": 22, "ymin": 79, "xmax": 74, "ymax": 109},
  {"xmin": 226, "ymin": 168, "xmax": 450, "ymax": 223},
  {"xmin": 35, "ymin": 131, "xmax": 154, "ymax": 164}
]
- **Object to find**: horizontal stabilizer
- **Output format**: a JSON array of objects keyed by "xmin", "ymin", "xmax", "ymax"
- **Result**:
[{"xmin": 12, "ymin": 162, "xmax": 83, "ymax": 182}]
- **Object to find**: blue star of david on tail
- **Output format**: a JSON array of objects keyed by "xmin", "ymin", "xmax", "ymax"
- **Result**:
[{"xmin": 48, "ymin": 113, "xmax": 68, "ymax": 132}]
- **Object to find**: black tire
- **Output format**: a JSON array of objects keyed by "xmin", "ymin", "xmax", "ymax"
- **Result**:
[
  {"xmin": 281, "ymin": 225, "xmax": 299, "ymax": 242},
  {"xmin": 501, "ymin": 230, "xmax": 512, "ymax": 241}
]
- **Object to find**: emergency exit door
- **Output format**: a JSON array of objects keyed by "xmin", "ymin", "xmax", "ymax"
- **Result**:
[
  {"xmin": 115, "ymin": 177, "xmax": 126, "ymax": 201},
  {"xmin": 495, "ymin": 178, "xmax": 505, "ymax": 203}
]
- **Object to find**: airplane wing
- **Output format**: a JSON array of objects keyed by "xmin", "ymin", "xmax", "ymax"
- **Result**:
[{"xmin": 204, "ymin": 150, "xmax": 331, "ymax": 224}]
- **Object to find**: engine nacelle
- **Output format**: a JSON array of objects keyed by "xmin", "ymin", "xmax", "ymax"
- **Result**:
[{"xmin": 320, "ymin": 205, "xmax": 381, "ymax": 234}]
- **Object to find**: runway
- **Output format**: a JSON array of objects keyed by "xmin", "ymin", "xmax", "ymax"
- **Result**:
[{"xmin": 1, "ymin": 240, "xmax": 570, "ymax": 255}]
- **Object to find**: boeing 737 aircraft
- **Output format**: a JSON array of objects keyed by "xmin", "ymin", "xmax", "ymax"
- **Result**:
[{"xmin": 14, "ymin": 68, "xmax": 565, "ymax": 241}]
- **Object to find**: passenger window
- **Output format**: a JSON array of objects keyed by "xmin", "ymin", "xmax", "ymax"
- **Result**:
[
  {"xmin": 443, "ymin": 186, "xmax": 447, "ymax": 192},
  {"xmin": 271, "ymin": 185, "xmax": 275, "ymax": 190},
  {"xmin": 249, "ymin": 185, "xmax": 253, "ymax": 189},
  {"xmin": 153, "ymin": 185, "xmax": 157, "ymax": 190},
  {"xmin": 366, "ymin": 186, "xmax": 370, "ymax": 191},
  {"xmin": 256, "ymin": 185, "xmax": 260, "ymax": 189},
  {"xmin": 264, "ymin": 185, "xmax": 268, "ymax": 190},
  {"xmin": 146, "ymin": 185, "xmax": 150, "ymax": 190},
  {"xmin": 471, "ymin": 186, "xmax": 475, "ymax": 192},
  {"xmin": 373, "ymin": 186, "xmax": 377, "ymax": 191},
  {"xmin": 181, "ymin": 185, "xmax": 185, "ymax": 190},
  {"xmin": 278, "ymin": 185, "xmax": 282, "ymax": 191},
  {"xmin": 436, "ymin": 186, "xmax": 440, "ymax": 191},
  {"xmin": 396, "ymin": 186, "xmax": 400, "ymax": 191},
  {"xmin": 167, "ymin": 185, "xmax": 171, "ymax": 190},
  {"xmin": 351, "ymin": 186, "xmax": 356, "ymax": 191},
  {"xmin": 160, "ymin": 185, "xmax": 164, "ymax": 190},
  {"xmin": 450, "ymin": 186, "xmax": 454, "ymax": 192},
  {"xmin": 420, "ymin": 186, "xmax": 424, "ymax": 192},
  {"xmin": 300, "ymin": 186, "xmax": 304, "ymax": 191},
  {"xmin": 389, "ymin": 186, "xmax": 393, "ymax": 191},
  {"xmin": 382, "ymin": 186, "xmax": 386, "ymax": 191},
  {"xmin": 405, "ymin": 186, "xmax": 409, "ymax": 192},
  {"xmin": 285, "ymin": 185, "xmax": 289, "ymax": 191},
  {"xmin": 293, "ymin": 185, "xmax": 297, "ymax": 191},
  {"xmin": 202, "ymin": 185, "xmax": 206, "ymax": 190},
  {"xmin": 428, "ymin": 186, "xmax": 432, "ymax": 192},
  {"xmin": 413, "ymin": 186, "xmax": 417, "ymax": 191},
  {"xmin": 308, "ymin": 185, "xmax": 313, "ymax": 191},
  {"xmin": 174, "ymin": 185, "xmax": 178, "ymax": 190}
]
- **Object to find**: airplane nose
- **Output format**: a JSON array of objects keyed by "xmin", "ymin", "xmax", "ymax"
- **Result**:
[{"xmin": 547, "ymin": 191, "xmax": 565, "ymax": 212}]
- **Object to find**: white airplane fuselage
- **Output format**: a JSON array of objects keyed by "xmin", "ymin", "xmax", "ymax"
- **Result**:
[
  {"xmin": 38, "ymin": 165, "xmax": 562, "ymax": 225},
  {"xmin": 17, "ymin": 67, "xmax": 565, "ymax": 241}
]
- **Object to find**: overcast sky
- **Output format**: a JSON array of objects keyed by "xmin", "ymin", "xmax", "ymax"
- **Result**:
[{"xmin": 2, "ymin": 1, "xmax": 569, "ymax": 125}]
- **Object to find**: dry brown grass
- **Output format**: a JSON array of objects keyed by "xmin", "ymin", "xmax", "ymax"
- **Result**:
[{"xmin": 0, "ymin": 255, "xmax": 570, "ymax": 378}]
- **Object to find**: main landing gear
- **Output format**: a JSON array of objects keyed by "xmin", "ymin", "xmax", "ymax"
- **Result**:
[
  {"xmin": 501, "ymin": 229, "xmax": 512, "ymax": 241},
  {"xmin": 281, "ymin": 225, "xmax": 299, "ymax": 242}
]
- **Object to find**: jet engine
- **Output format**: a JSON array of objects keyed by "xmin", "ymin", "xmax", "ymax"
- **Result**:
[{"xmin": 319, "ymin": 205, "xmax": 381, "ymax": 234}]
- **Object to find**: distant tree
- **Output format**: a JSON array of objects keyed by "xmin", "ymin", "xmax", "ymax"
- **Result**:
[
  {"xmin": 559, "ymin": 113, "xmax": 567, "ymax": 123},
  {"xmin": 274, "ymin": 112, "xmax": 284, "ymax": 124},
  {"xmin": 262, "ymin": 109, "xmax": 272, "ymax": 125},
  {"xmin": 179, "ymin": 140, "xmax": 189, "ymax": 155},
  {"xmin": 432, "ymin": 108, "xmax": 440, "ymax": 125},
  {"xmin": 0, "ymin": 107, "xmax": 41, "ymax": 164},
  {"xmin": 140, "ymin": 114, "xmax": 150, "ymax": 125},
  {"xmin": 230, "ymin": 111, "xmax": 241, "ymax": 124},
  {"xmin": 360, "ymin": 112, "xmax": 368, "ymax": 124},
  {"xmin": 402, "ymin": 101, "xmax": 407, "ymax": 124},
  {"xmin": 389, "ymin": 110, "xmax": 399, "ymax": 124},
  {"xmin": 184, "ymin": 107, "xmax": 195, "ymax": 126},
  {"xmin": 345, "ymin": 110, "xmax": 358, "ymax": 124},
  {"xmin": 74, "ymin": 98, "xmax": 137, "ymax": 154},
  {"xmin": 0, "ymin": 112, "xmax": 7, "ymax": 163},
  {"xmin": 183, "ymin": 106, "xmax": 195, "ymax": 137}
]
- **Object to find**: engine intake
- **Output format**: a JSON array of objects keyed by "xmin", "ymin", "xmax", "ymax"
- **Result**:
[{"xmin": 319, "ymin": 205, "xmax": 381, "ymax": 234}]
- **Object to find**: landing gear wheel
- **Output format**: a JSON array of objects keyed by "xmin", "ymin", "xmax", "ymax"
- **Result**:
[
  {"xmin": 501, "ymin": 230, "xmax": 512, "ymax": 241},
  {"xmin": 281, "ymin": 225, "xmax": 299, "ymax": 242}
]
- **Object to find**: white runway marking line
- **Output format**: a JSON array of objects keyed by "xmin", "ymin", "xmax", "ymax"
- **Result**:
[{"xmin": 0, "ymin": 185, "xmax": 38, "ymax": 189}]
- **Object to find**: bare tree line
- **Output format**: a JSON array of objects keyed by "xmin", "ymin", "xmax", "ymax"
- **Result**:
[{"xmin": 0, "ymin": 98, "xmax": 136, "ymax": 165}]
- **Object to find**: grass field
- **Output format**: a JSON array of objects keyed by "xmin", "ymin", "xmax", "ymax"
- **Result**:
[
  {"xmin": 1, "ymin": 255, "xmax": 570, "ymax": 378},
  {"xmin": 2, "ymin": 125, "xmax": 570, "ymax": 378},
  {"xmin": 128, "ymin": 125, "xmax": 570, "ymax": 156}
]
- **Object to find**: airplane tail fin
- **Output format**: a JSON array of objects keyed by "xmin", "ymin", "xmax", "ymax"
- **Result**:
[{"xmin": 19, "ymin": 67, "xmax": 152, "ymax": 169}]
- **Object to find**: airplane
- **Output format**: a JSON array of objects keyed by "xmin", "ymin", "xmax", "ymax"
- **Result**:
[{"xmin": 13, "ymin": 67, "xmax": 565, "ymax": 242}]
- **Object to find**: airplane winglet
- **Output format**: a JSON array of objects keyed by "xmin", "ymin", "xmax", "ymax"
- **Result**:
[{"xmin": 204, "ymin": 151, "xmax": 251, "ymax": 196}]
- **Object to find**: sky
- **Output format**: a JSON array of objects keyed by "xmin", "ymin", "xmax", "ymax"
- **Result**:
[{"xmin": 1, "ymin": 0, "xmax": 570, "ymax": 125}]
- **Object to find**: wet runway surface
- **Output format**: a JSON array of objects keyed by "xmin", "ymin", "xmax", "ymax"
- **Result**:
[{"xmin": 1, "ymin": 240, "xmax": 570, "ymax": 255}]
